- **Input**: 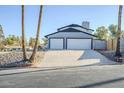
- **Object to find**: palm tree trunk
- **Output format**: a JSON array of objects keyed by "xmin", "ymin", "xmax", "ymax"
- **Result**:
[
  {"xmin": 115, "ymin": 5, "xmax": 123, "ymax": 57},
  {"xmin": 22, "ymin": 5, "xmax": 27, "ymax": 60},
  {"xmin": 29, "ymin": 5, "xmax": 43, "ymax": 63},
  {"xmin": 112, "ymin": 39, "xmax": 113, "ymax": 50}
]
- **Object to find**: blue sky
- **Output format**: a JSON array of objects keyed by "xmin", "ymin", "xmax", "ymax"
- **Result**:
[{"xmin": 0, "ymin": 5, "xmax": 123, "ymax": 41}]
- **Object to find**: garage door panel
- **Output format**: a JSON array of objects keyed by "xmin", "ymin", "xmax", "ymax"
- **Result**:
[
  {"xmin": 67, "ymin": 39, "xmax": 91, "ymax": 50},
  {"xmin": 50, "ymin": 38, "xmax": 64, "ymax": 49}
]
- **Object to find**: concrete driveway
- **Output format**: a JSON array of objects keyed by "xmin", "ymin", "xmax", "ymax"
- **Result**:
[{"xmin": 39, "ymin": 50, "xmax": 116, "ymax": 68}]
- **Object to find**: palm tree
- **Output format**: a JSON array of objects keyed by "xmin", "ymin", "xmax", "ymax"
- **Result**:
[
  {"xmin": 108, "ymin": 24, "xmax": 118, "ymax": 38},
  {"xmin": 108, "ymin": 24, "xmax": 118, "ymax": 50},
  {"xmin": 22, "ymin": 5, "xmax": 27, "ymax": 60},
  {"xmin": 29, "ymin": 5, "xmax": 43, "ymax": 63},
  {"xmin": 115, "ymin": 5, "xmax": 123, "ymax": 57}
]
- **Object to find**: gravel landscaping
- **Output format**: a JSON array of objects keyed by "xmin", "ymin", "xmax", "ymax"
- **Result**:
[{"xmin": 0, "ymin": 51, "xmax": 45, "ymax": 68}]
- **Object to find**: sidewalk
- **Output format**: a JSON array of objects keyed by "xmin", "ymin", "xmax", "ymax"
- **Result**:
[{"xmin": 0, "ymin": 67, "xmax": 59, "ymax": 76}]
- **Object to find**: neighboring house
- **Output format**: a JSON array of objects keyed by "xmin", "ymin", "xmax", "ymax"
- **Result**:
[{"xmin": 45, "ymin": 21, "xmax": 106, "ymax": 50}]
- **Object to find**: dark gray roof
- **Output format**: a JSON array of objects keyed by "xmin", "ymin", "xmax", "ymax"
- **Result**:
[
  {"xmin": 57, "ymin": 24, "xmax": 94, "ymax": 31},
  {"xmin": 45, "ymin": 27, "xmax": 96, "ymax": 38}
]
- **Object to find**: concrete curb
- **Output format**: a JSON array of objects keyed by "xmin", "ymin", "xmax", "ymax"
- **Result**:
[
  {"xmin": 0, "ymin": 64, "xmax": 123, "ymax": 76},
  {"xmin": 0, "ymin": 64, "xmax": 98, "ymax": 76}
]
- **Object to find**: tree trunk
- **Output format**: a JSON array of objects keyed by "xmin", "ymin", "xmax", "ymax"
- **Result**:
[
  {"xmin": 112, "ymin": 39, "xmax": 113, "ymax": 50},
  {"xmin": 22, "ymin": 5, "xmax": 27, "ymax": 60},
  {"xmin": 29, "ymin": 5, "xmax": 43, "ymax": 63},
  {"xmin": 115, "ymin": 5, "xmax": 123, "ymax": 57}
]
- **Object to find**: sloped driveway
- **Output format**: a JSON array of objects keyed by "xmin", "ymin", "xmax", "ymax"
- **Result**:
[{"xmin": 40, "ymin": 50, "xmax": 116, "ymax": 68}]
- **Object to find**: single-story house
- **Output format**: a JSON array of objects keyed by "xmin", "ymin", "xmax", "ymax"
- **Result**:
[{"xmin": 45, "ymin": 21, "xmax": 107, "ymax": 50}]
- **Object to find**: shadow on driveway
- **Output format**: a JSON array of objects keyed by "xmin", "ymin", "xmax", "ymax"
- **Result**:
[{"xmin": 78, "ymin": 50, "xmax": 103, "ymax": 61}]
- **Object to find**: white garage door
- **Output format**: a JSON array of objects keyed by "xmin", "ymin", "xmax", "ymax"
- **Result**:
[
  {"xmin": 67, "ymin": 39, "xmax": 92, "ymax": 50},
  {"xmin": 50, "ymin": 38, "xmax": 64, "ymax": 49}
]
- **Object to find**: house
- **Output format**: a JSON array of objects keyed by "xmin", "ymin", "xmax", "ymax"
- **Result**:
[{"xmin": 45, "ymin": 21, "xmax": 106, "ymax": 50}]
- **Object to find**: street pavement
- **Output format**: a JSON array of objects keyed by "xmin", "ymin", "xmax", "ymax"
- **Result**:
[{"xmin": 0, "ymin": 64, "xmax": 124, "ymax": 88}]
